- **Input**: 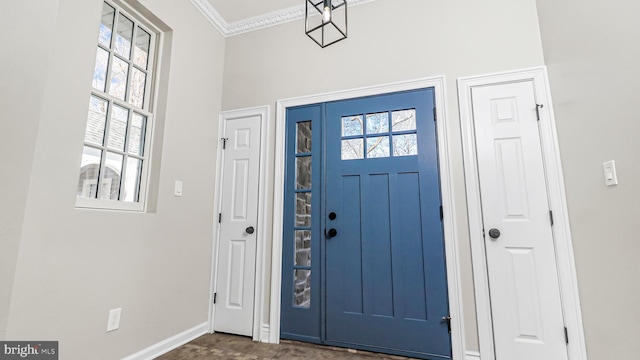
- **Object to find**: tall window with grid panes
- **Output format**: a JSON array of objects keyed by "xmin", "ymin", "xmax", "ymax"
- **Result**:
[{"xmin": 77, "ymin": 1, "xmax": 156, "ymax": 210}]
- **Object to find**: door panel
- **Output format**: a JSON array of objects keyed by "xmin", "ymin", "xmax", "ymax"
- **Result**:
[
  {"xmin": 324, "ymin": 90, "xmax": 451, "ymax": 358},
  {"xmin": 226, "ymin": 240, "xmax": 247, "ymax": 308},
  {"xmin": 472, "ymin": 81, "xmax": 568, "ymax": 360},
  {"xmin": 214, "ymin": 115, "xmax": 261, "ymax": 337},
  {"xmin": 231, "ymin": 159, "xmax": 250, "ymax": 219},
  {"xmin": 280, "ymin": 90, "xmax": 450, "ymax": 359}
]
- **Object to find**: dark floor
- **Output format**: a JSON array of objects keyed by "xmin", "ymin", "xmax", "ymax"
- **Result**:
[{"xmin": 156, "ymin": 333, "xmax": 417, "ymax": 360}]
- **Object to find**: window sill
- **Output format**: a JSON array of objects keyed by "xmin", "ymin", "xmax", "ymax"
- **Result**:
[{"xmin": 75, "ymin": 196, "xmax": 145, "ymax": 212}]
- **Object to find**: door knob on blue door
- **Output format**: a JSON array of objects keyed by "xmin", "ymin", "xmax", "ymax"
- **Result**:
[{"xmin": 326, "ymin": 228, "xmax": 338, "ymax": 238}]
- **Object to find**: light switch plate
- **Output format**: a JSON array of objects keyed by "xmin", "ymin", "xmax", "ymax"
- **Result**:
[
  {"xmin": 174, "ymin": 180, "xmax": 183, "ymax": 196},
  {"xmin": 603, "ymin": 160, "xmax": 618, "ymax": 186},
  {"xmin": 107, "ymin": 308, "xmax": 121, "ymax": 332}
]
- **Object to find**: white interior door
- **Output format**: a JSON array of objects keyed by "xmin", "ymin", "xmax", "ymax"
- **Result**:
[
  {"xmin": 472, "ymin": 81, "xmax": 568, "ymax": 360},
  {"xmin": 214, "ymin": 115, "xmax": 261, "ymax": 336}
]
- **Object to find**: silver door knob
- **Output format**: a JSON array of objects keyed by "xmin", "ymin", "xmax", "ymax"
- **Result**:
[{"xmin": 245, "ymin": 226, "xmax": 255, "ymax": 234}]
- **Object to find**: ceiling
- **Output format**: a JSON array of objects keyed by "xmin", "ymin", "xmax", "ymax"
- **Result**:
[{"xmin": 205, "ymin": 0, "xmax": 303, "ymax": 23}]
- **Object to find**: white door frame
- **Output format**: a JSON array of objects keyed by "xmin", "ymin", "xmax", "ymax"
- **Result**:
[
  {"xmin": 457, "ymin": 67, "xmax": 588, "ymax": 360},
  {"xmin": 269, "ymin": 76, "xmax": 467, "ymax": 360},
  {"xmin": 209, "ymin": 105, "xmax": 271, "ymax": 341}
]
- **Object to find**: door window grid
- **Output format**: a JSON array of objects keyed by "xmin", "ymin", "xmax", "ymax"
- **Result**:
[
  {"xmin": 341, "ymin": 109, "xmax": 418, "ymax": 160},
  {"xmin": 77, "ymin": 1, "xmax": 156, "ymax": 210},
  {"xmin": 293, "ymin": 121, "xmax": 312, "ymax": 308}
]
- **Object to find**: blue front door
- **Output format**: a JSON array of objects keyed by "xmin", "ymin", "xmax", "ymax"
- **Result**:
[{"xmin": 281, "ymin": 89, "xmax": 451, "ymax": 359}]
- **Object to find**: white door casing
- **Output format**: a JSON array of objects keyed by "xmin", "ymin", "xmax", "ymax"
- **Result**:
[
  {"xmin": 210, "ymin": 106, "xmax": 270, "ymax": 340},
  {"xmin": 270, "ymin": 76, "xmax": 467, "ymax": 360},
  {"xmin": 459, "ymin": 67, "xmax": 588, "ymax": 360}
]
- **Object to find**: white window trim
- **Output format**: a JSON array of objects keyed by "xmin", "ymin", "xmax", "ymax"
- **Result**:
[{"xmin": 76, "ymin": 0, "xmax": 164, "ymax": 212}]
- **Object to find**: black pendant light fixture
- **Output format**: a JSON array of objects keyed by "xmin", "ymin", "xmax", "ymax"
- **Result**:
[{"xmin": 305, "ymin": 0, "xmax": 347, "ymax": 48}]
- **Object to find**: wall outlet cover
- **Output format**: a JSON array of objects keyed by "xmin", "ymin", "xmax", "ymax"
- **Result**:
[{"xmin": 107, "ymin": 308, "xmax": 121, "ymax": 332}]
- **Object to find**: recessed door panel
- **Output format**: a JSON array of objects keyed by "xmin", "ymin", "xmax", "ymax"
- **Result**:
[
  {"xmin": 226, "ymin": 240, "xmax": 247, "ymax": 308},
  {"xmin": 395, "ymin": 172, "xmax": 428, "ymax": 322},
  {"xmin": 232, "ymin": 159, "xmax": 250, "ymax": 220},
  {"xmin": 495, "ymin": 138, "xmax": 530, "ymax": 220},
  {"xmin": 341, "ymin": 174, "xmax": 364, "ymax": 315},
  {"xmin": 506, "ymin": 247, "xmax": 544, "ymax": 343},
  {"xmin": 365, "ymin": 173, "xmax": 394, "ymax": 318}
]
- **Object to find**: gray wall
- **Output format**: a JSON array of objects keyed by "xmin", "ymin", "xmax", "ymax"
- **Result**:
[
  {"xmin": 2, "ymin": 0, "xmax": 225, "ymax": 358},
  {"xmin": 536, "ymin": 1, "xmax": 640, "ymax": 359},
  {"xmin": 222, "ymin": 0, "xmax": 546, "ymax": 352},
  {"xmin": 0, "ymin": 0, "xmax": 61, "ymax": 339}
]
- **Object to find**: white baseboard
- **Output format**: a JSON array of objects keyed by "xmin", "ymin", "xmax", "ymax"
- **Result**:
[
  {"xmin": 466, "ymin": 350, "xmax": 481, "ymax": 360},
  {"xmin": 122, "ymin": 322, "xmax": 209, "ymax": 360}
]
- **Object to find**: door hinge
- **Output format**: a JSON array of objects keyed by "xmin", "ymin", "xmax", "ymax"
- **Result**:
[
  {"xmin": 564, "ymin": 326, "xmax": 569, "ymax": 344},
  {"xmin": 549, "ymin": 210, "xmax": 554, "ymax": 226},
  {"xmin": 218, "ymin": 213, "xmax": 222, "ymax": 223},
  {"xmin": 535, "ymin": 104, "xmax": 544, "ymax": 121},
  {"xmin": 440, "ymin": 206, "xmax": 444, "ymax": 220},
  {"xmin": 213, "ymin": 292, "xmax": 217, "ymax": 304},
  {"xmin": 442, "ymin": 316, "xmax": 452, "ymax": 333},
  {"xmin": 220, "ymin": 137, "xmax": 229, "ymax": 149},
  {"xmin": 433, "ymin": 107, "xmax": 438, "ymax": 122}
]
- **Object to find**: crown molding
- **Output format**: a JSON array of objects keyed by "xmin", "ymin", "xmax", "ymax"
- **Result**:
[
  {"xmin": 190, "ymin": 0, "xmax": 377, "ymax": 38},
  {"xmin": 225, "ymin": 5, "xmax": 305, "ymax": 36},
  {"xmin": 189, "ymin": 0, "xmax": 229, "ymax": 36}
]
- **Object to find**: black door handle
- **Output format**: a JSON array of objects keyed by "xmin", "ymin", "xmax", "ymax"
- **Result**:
[
  {"xmin": 488, "ymin": 228, "xmax": 501, "ymax": 239},
  {"xmin": 245, "ymin": 226, "xmax": 255, "ymax": 234},
  {"xmin": 325, "ymin": 228, "xmax": 337, "ymax": 238}
]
